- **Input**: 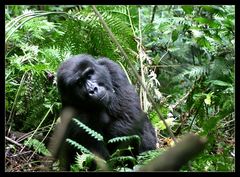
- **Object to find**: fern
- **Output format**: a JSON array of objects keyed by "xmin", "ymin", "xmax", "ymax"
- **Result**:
[
  {"xmin": 71, "ymin": 152, "xmax": 108, "ymax": 171},
  {"xmin": 55, "ymin": 6, "xmax": 138, "ymax": 64},
  {"xmin": 72, "ymin": 153, "xmax": 95, "ymax": 171},
  {"xmin": 137, "ymin": 149, "xmax": 165, "ymax": 166},
  {"xmin": 24, "ymin": 138, "xmax": 50, "ymax": 156},
  {"xmin": 209, "ymin": 80, "xmax": 232, "ymax": 87},
  {"xmin": 108, "ymin": 155, "xmax": 136, "ymax": 164},
  {"xmin": 66, "ymin": 138, "xmax": 93, "ymax": 154},
  {"xmin": 108, "ymin": 135, "xmax": 140, "ymax": 144},
  {"xmin": 72, "ymin": 118, "xmax": 104, "ymax": 141},
  {"xmin": 184, "ymin": 66, "xmax": 208, "ymax": 78},
  {"xmin": 174, "ymin": 65, "xmax": 208, "ymax": 81},
  {"xmin": 108, "ymin": 155, "xmax": 137, "ymax": 171}
]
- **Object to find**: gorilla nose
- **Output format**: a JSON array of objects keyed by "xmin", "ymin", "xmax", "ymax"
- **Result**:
[
  {"xmin": 88, "ymin": 87, "xmax": 98, "ymax": 95},
  {"xmin": 86, "ymin": 80, "xmax": 99, "ymax": 96}
]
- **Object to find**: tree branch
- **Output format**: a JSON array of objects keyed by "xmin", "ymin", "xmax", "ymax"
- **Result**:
[{"xmin": 138, "ymin": 134, "xmax": 207, "ymax": 171}]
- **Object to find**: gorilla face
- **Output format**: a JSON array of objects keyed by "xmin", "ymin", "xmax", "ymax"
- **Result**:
[{"xmin": 57, "ymin": 55, "xmax": 114, "ymax": 108}]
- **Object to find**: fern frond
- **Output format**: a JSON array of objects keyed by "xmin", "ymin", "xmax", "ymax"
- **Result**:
[
  {"xmin": 137, "ymin": 149, "xmax": 165, "ymax": 165},
  {"xmin": 108, "ymin": 135, "xmax": 140, "ymax": 144},
  {"xmin": 72, "ymin": 118, "xmax": 104, "ymax": 141},
  {"xmin": 57, "ymin": 6, "xmax": 138, "ymax": 62},
  {"xmin": 109, "ymin": 155, "xmax": 136, "ymax": 163},
  {"xmin": 66, "ymin": 138, "xmax": 93, "ymax": 154},
  {"xmin": 174, "ymin": 65, "xmax": 208, "ymax": 81},
  {"xmin": 187, "ymin": 66, "xmax": 208, "ymax": 78},
  {"xmin": 24, "ymin": 138, "xmax": 50, "ymax": 156},
  {"xmin": 75, "ymin": 153, "xmax": 94, "ymax": 169}
]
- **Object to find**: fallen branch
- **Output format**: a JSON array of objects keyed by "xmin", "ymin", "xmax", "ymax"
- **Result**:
[
  {"xmin": 5, "ymin": 136, "xmax": 23, "ymax": 147},
  {"xmin": 48, "ymin": 107, "xmax": 75, "ymax": 159},
  {"xmin": 138, "ymin": 134, "xmax": 207, "ymax": 171}
]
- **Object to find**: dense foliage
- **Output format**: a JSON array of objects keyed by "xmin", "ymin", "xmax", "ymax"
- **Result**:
[{"xmin": 5, "ymin": 5, "xmax": 235, "ymax": 172}]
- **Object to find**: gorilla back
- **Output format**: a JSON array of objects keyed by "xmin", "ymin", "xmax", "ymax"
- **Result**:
[{"xmin": 55, "ymin": 54, "xmax": 157, "ymax": 170}]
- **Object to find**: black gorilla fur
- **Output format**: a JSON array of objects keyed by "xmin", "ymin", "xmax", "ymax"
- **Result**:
[{"xmin": 56, "ymin": 54, "xmax": 156, "ymax": 170}]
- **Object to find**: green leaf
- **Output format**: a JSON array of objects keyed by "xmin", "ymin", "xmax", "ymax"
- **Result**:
[
  {"xmin": 172, "ymin": 29, "xmax": 179, "ymax": 42},
  {"xmin": 165, "ymin": 118, "xmax": 175, "ymax": 126},
  {"xmin": 204, "ymin": 96, "xmax": 211, "ymax": 105},
  {"xmin": 210, "ymin": 80, "xmax": 232, "ymax": 87},
  {"xmin": 182, "ymin": 6, "xmax": 194, "ymax": 14},
  {"xmin": 155, "ymin": 118, "xmax": 175, "ymax": 131},
  {"xmin": 196, "ymin": 37, "xmax": 211, "ymax": 48},
  {"xmin": 202, "ymin": 5, "xmax": 224, "ymax": 15},
  {"xmin": 202, "ymin": 116, "xmax": 220, "ymax": 133},
  {"xmin": 204, "ymin": 92, "xmax": 214, "ymax": 105},
  {"xmin": 193, "ymin": 17, "xmax": 220, "ymax": 28},
  {"xmin": 194, "ymin": 17, "xmax": 210, "ymax": 24},
  {"xmin": 143, "ymin": 23, "xmax": 154, "ymax": 33}
]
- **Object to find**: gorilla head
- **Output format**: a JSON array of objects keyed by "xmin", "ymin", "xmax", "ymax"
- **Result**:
[
  {"xmin": 55, "ymin": 54, "xmax": 157, "ymax": 170},
  {"xmin": 57, "ymin": 55, "xmax": 114, "ymax": 108}
]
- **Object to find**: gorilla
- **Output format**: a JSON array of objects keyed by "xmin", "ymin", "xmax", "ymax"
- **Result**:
[{"xmin": 55, "ymin": 54, "xmax": 156, "ymax": 170}]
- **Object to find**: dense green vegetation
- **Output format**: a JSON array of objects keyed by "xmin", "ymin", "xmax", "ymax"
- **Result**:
[{"xmin": 5, "ymin": 5, "xmax": 235, "ymax": 172}]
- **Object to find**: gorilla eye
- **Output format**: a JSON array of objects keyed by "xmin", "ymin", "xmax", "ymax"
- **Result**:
[
  {"xmin": 83, "ymin": 68, "xmax": 94, "ymax": 78},
  {"xmin": 77, "ymin": 78, "xmax": 83, "ymax": 86},
  {"xmin": 88, "ymin": 68, "xmax": 94, "ymax": 75},
  {"xmin": 86, "ymin": 74, "xmax": 91, "ymax": 80},
  {"xmin": 98, "ymin": 82, "xmax": 105, "ymax": 86}
]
